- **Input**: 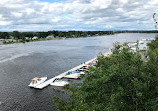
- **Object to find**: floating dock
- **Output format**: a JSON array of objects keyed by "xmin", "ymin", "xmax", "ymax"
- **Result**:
[
  {"xmin": 34, "ymin": 52, "xmax": 112, "ymax": 89},
  {"xmin": 34, "ymin": 75, "xmax": 63, "ymax": 89}
]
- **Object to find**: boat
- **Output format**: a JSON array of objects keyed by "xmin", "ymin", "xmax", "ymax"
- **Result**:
[
  {"xmin": 28, "ymin": 77, "xmax": 47, "ymax": 88},
  {"xmin": 64, "ymin": 71, "xmax": 85, "ymax": 79},
  {"xmin": 80, "ymin": 65, "xmax": 89, "ymax": 72},
  {"xmin": 128, "ymin": 42, "xmax": 137, "ymax": 47},
  {"xmin": 142, "ymin": 39, "xmax": 147, "ymax": 41},
  {"xmin": 139, "ymin": 40, "xmax": 144, "ymax": 44},
  {"xmin": 130, "ymin": 47, "xmax": 136, "ymax": 52},
  {"xmin": 50, "ymin": 78, "xmax": 69, "ymax": 86}
]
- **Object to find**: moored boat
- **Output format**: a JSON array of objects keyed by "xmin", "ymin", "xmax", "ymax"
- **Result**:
[
  {"xmin": 28, "ymin": 77, "xmax": 47, "ymax": 88},
  {"xmin": 50, "ymin": 78, "xmax": 69, "ymax": 86},
  {"xmin": 139, "ymin": 40, "xmax": 144, "ymax": 44},
  {"xmin": 64, "ymin": 71, "xmax": 85, "ymax": 79}
]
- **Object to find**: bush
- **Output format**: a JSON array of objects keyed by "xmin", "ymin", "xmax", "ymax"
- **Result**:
[{"xmin": 54, "ymin": 39, "xmax": 158, "ymax": 111}]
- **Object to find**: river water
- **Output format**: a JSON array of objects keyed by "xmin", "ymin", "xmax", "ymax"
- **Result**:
[{"xmin": 0, "ymin": 33, "xmax": 156, "ymax": 111}]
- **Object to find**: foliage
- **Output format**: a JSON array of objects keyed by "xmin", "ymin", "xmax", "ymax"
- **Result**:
[
  {"xmin": 147, "ymin": 36, "xmax": 158, "ymax": 51},
  {"xmin": 1, "ymin": 30, "xmax": 158, "ymax": 40},
  {"xmin": 153, "ymin": 13, "xmax": 158, "ymax": 29},
  {"xmin": 0, "ymin": 31, "xmax": 115, "ymax": 40},
  {"xmin": 54, "ymin": 38, "xmax": 158, "ymax": 111},
  {"xmin": 11, "ymin": 31, "xmax": 20, "ymax": 39},
  {"xmin": 0, "ymin": 32, "xmax": 9, "ymax": 39}
]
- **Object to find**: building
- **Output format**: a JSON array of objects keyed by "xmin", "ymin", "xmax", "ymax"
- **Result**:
[
  {"xmin": 46, "ymin": 35, "xmax": 54, "ymax": 39},
  {"xmin": 32, "ymin": 36, "xmax": 38, "ymax": 40}
]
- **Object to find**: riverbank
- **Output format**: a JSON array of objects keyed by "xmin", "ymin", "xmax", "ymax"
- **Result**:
[
  {"xmin": 0, "ymin": 33, "xmax": 115, "ymax": 45},
  {"xmin": 0, "ymin": 37, "xmax": 66, "ymax": 45},
  {"xmin": 1, "ymin": 32, "xmax": 156, "ymax": 46}
]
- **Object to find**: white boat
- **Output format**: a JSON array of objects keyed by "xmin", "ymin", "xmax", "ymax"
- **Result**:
[
  {"xmin": 139, "ymin": 40, "xmax": 144, "ymax": 44},
  {"xmin": 50, "ymin": 78, "xmax": 69, "ymax": 86},
  {"xmin": 130, "ymin": 47, "xmax": 136, "ymax": 52},
  {"xmin": 142, "ymin": 39, "xmax": 147, "ymax": 41},
  {"xmin": 64, "ymin": 71, "xmax": 85, "ymax": 79},
  {"xmin": 28, "ymin": 77, "xmax": 47, "ymax": 88},
  {"xmin": 128, "ymin": 42, "xmax": 137, "ymax": 47}
]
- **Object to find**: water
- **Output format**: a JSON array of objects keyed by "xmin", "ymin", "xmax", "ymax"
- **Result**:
[{"xmin": 0, "ymin": 33, "xmax": 156, "ymax": 111}]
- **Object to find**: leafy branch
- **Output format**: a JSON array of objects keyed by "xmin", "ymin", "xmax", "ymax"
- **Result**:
[{"xmin": 153, "ymin": 13, "xmax": 158, "ymax": 29}]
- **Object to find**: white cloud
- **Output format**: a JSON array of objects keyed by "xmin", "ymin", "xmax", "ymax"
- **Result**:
[
  {"xmin": 11, "ymin": 12, "xmax": 23, "ymax": 18},
  {"xmin": 148, "ymin": 0, "xmax": 158, "ymax": 5},
  {"xmin": 0, "ymin": 21, "xmax": 12, "ymax": 25},
  {"xmin": 25, "ymin": 8, "xmax": 35, "ymax": 15},
  {"xmin": 120, "ymin": 0, "xmax": 128, "ymax": 4},
  {"xmin": 91, "ymin": 0, "xmax": 112, "ymax": 9},
  {"xmin": 116, "ymin": 8, "xmax": 124, "ymax": 12},
  {"xmin": 0, "ymin": 15, "xmax": 3, "ymax": 19},
  {"xmin": 51, "ymin": 17, "xmax": 61, "ymax": 23},
  {"xmin": 0, "ymin": 0, "xmax": 158, "ymax": 31}
]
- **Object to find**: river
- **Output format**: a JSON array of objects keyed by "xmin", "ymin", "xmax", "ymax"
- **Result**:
[{"xmin": 0, "ymin": 33, "xmax": 156, "ymax": 111}]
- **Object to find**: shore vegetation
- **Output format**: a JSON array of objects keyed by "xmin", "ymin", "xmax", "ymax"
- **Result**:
[
  {"xmin": 53, "ymin": 36, "xmax": 158, "ymax": 111},
  {"xmin": 0, "ymin": 30, "xmax": 158, "ymax": 45}
]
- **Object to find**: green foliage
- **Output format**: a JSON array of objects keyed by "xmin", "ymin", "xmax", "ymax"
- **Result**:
[
  {"xmin": 0, "ymin": 32, "xmax": 9, "ymax": 39},
  {"xmin": 54, "ymin": 39, "xmax": 158, "ymax": 111},
  {"xmin": 11, "ymin": 31, "xmax": 20, "ymax": 39},
  {"xmin": 1, "ymin": 30, "xmax": 158, "ymax": 40},
  {"xmin": 147, "ymin": 36, "xmax": 158, "ymax": 51},
  {"xmin": 153, "ymin": 13, "xmax": 158, "ymax": 29}
]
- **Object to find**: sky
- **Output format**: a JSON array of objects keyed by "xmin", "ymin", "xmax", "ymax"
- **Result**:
[{"xmin": 0, "ymin": 0, "xmax": 158, "ymax": 31}]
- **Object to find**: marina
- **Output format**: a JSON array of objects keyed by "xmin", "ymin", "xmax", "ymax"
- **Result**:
[
  {"xmin": 33, "ymin": 52, "xmax": 112, "ymax": 89},
  {"xmin": 29, "ymin": 38, "xmax": 151, "ymax": 89}
]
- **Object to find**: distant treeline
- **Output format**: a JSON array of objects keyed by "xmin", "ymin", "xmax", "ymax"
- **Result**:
[
  {"xmin": 0, "ymin": 31, "xmax": 114, "ymax": 39},
  {"xmin": 115, "ymin": 30, "xmax": 158, "ymax": 33},
  {"xmin": 0, "ymin": 30, "xmax": 158, "ymax": 39}
]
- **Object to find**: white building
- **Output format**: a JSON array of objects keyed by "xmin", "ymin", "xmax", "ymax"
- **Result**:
[
  {"xmin": 32, "ymin": 36, "xmax": 38, "ymax": 40},
  {"xmin": 46, "ymin": 35, "xmax": 54, "ymax": 39},
  {"xmin": 25, "ymin": 37, "xmax": 29, "ymax": 40}
]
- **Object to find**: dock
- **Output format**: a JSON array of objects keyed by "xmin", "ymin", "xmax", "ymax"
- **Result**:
[
  {"xmin": 34, "ymin": 75, "xmax": 63, "ymax": 89},
  {"xmin": 34, "ymin": 52, "xmax": 112, "ymax": 89}
]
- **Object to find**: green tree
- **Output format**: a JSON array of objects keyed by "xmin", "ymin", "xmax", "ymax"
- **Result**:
[
  {"xmin": 11, "ymin": 31, "xmax": 20, "ymax": 39},
  {"xmin": 0, "ymin": 32, "xmax": 9, "ymax": 39},
  {"xmin": 147, "ymin": 36, "xmax": 158, "ymax": 51},
  {"xmin": 54, "ymin": 41, "xmax": 158, "ymax": 111}
]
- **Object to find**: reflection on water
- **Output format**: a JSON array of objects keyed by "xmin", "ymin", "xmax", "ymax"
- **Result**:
[{"xmin": 0, "ymin": 33, "xmax": 156, "ymax": 111}]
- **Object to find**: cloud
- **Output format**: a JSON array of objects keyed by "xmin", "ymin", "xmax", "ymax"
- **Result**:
[
  {"xmin": 0, "ymin": 21, "xmax": 12, "ymax": 25},
  {"xmin": 11, "ymin": 12, "xmax": 23, "ymax": 18},
  {"xmin": 0, "ymin": 0, "xmax": 158, "ymax": 31}
]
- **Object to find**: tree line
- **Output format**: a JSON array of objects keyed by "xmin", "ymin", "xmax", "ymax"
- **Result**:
[
  {"xmin": 0, "ymin": 30, "xmax": 158, "ymax": 40},
  {"xmin": 0, "ymin": 31, "xmax": 114, "ymax": 39}
]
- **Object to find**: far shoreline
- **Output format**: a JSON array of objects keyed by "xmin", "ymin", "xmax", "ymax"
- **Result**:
[
  {"xmin": 0, "ymin": 32, "xmax": 157, "ymax": 46},
  {"xmin": 0, "ymin": 37, "xmax": 66, "ymax": 46},
  {"xmin": 0, "ymin": 34, "xmax": 113, "ymax": 46}
]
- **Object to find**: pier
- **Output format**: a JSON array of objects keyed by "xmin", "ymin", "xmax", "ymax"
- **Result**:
[{"xmin": 34, "ymin": 52, "xmax": 112, "ymax": 89}]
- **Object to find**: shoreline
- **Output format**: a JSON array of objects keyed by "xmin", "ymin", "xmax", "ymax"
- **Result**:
[
  {"xmin": 0, "ymin": 32, "xmax": 156, "ymax": 46},
  {"xmin": 0, "ymin": 37, "xmax": 66, "ymax": 46},
  {"xmin": 0, "ymin": 34, "xmax": 110, "ymax": 46}
]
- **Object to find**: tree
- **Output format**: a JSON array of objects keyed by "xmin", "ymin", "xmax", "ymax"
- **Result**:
[
  {"xmin": 21, "ymin": 32, "xmax": 34, "ymax": 38},
  {"xmin": 0, "ymin": 32, "xmax": 9, "ymax": 39},
  {"xmin": 147, "ymin": 36, "xmax": 158, "ymax": 51},
  {"xmin": 11, "ymin": 31, "xmax": 20, "ymax": 39},
  {"xmin": 153, "ymin": 13, "xmax": 158, "ymax": 29},
  {"xmin": 54, "ymin": 41, "xmax": 158, "ymax": 111}
]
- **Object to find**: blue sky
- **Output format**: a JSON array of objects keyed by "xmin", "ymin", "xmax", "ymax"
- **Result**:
[{"xmin": 0, "ymin": 0, "xmax": 158, "ymax": 31}]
